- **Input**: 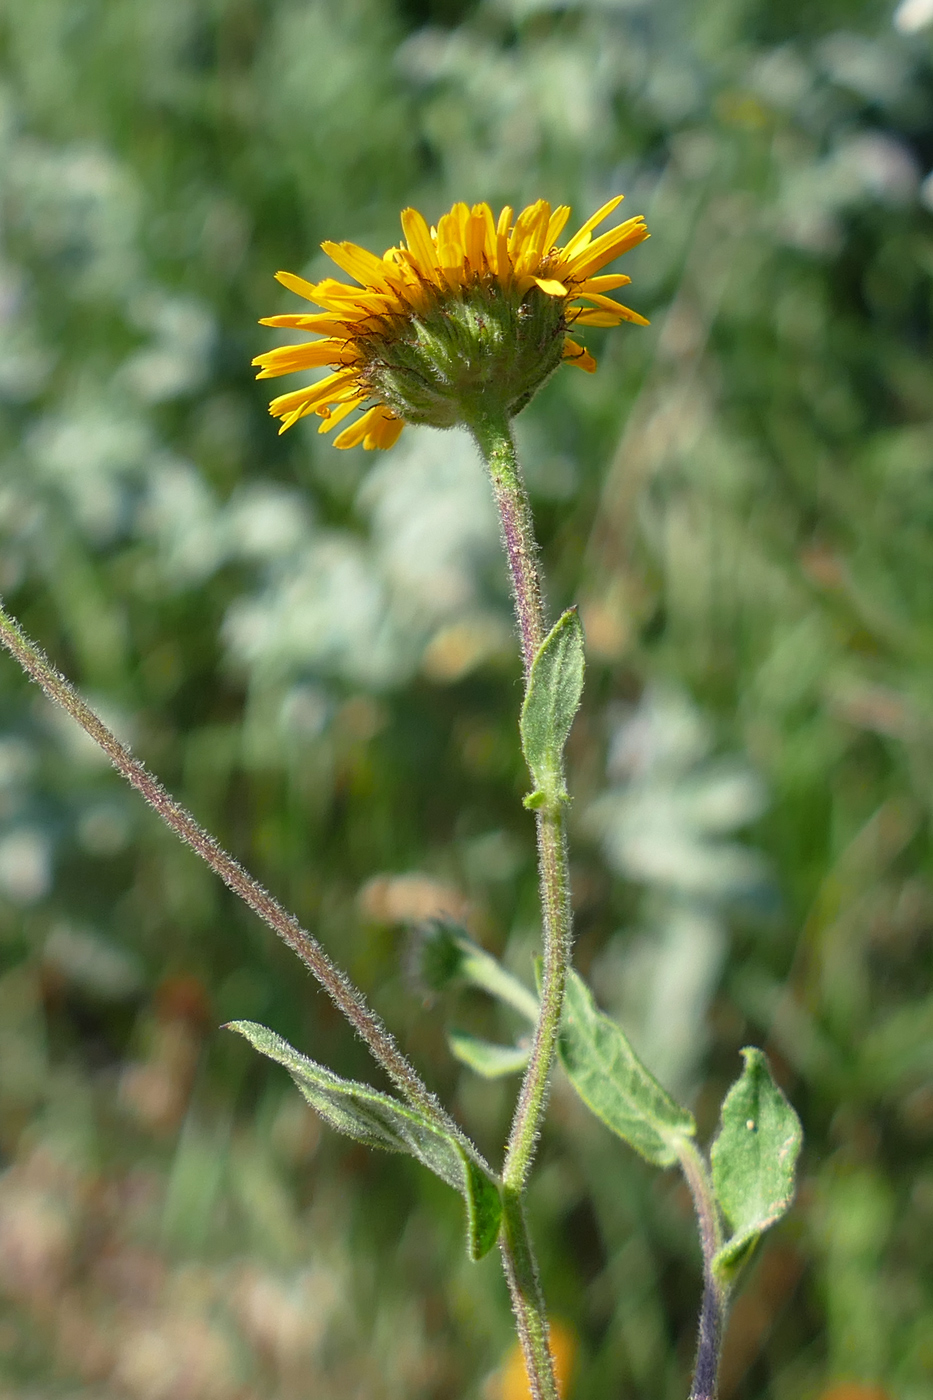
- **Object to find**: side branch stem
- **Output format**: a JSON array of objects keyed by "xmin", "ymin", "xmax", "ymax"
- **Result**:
[{"xmin": 0, "ymin": 600, "xmax": 461, "ymax": 1143}]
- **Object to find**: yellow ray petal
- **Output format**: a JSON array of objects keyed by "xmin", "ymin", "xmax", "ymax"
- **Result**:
[
  {"xmin": 252, "ymin": 339, "xmax": 358, "ymax": 378},
  {"xmin": 574, "ymin": 291, "xmax": 635, "ymax": 311},
  {"xmin": 368, "ymin": 409, "xmax": 404, "ymax": 449},
  {"xmin": 314, "ymin": 290, "xmax": 396, "ymax": 317},
  {"xmin": 607, "ymin": 305, "xmax": 650, "ymax": 325},
  {"xmin": 437, "ymin": 243, "xmax": 466, "ymax": 289},
  {"xmin": 252, "ymin": 336, "xmax": 352, "ymax": 362},
  {"xmin": 466, "ymin": 205, "xmax": 487, "ymax": 273},
  {"xmin": 560, "ymin": 194, "xmax": 625, "ymax": 260},
  {"xmin": 534, "ymin": 277, "xmax": 568, "ymax": 296},
  {"xmin": 401, "ymin": 207, "xmax": 441, "ymax": 281},
  {"xmin": 515, "ymin": 205, "xmax": 551, "ymax": 273},
  {"xmin": 448, "ymin": 202, "xmax": 472, "ymax": 256},
  {"xmin": 509, "ymin": 200, "xmax": 546, "ymax": 249},
  {"xmin": 275, "ymin": 270, "xmax": 325, "ymax": 303},
  {"xmin": 510, "ymin": 200, "xmax": 549, "ymax": 268},
  {"xmin": 476, "ymin": 203, "xmax": 497, "ymax": 270},
  {"xmin": 309, "ymin": 277, "xmax": 372, "ymax": 300},
  {"xmin": 259, "ymin": 313, "xmax": 352, "ymax": 332},
  {"xmin": 525, "ymin": 202, "xmax": 552, "ymax": 265},
  {"xmin": 436, "ymin": 208, "xmax": 464, "ymax": 264},
  {"xmin": 437, "ymin": 239, "xmax": 464, "ymax": 270},
  {"xmin": 277, "ymin": 402, "xmax": 313, "ymax": 434},
  {"xmin": 317, "ymin": 396, "xmax": 366, "ymax": 433},
  {"xmin": 573, "ymin": 273, "xmax": 632, "ymax": 293},
  {"xmin": 564, "ymin": 217, "xmax": 650, "ymax": 279},
  {"xmin": 388, "ymin": 271, "xmax": 432, "ymax": 311},
  {"xmin": 333, "ymin": 405, "xmax": 383, "ymax": 450},
  {"xmin": 312, "ymin": 380, "xmax": 368, "ymax": 413},
  {"xmin": 322, "ymin": 240, "xmax": 392, "ymax": 289},
  {"xmin": 545, "ymin": 205, "xmax": 572, "ymax": 248},
  {"xmin": 566, "ymin": 308, "xmax": 626, "ymax": 327},
  {"xmin": 562, "ymin": 337, "xmax": 597, "ymax": 372},
  {"xmin": 302, "ymin": 282, "xmax": 390, "ymax": 318},
  {"xmin": 496, "ymin": 205, "xmax": 514, "ymax": 283},
  {"xmin": 571, "ymin": 293, "xmax": 650, "ymax": 326},
  {"xmin": 269, "ymin": 368, "xmax": 358, "ymax": 417}
]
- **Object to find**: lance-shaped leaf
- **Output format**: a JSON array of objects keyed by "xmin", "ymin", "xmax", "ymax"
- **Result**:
[
  {"xmin": 228, "ymin": 1021, "xmax": 501, "ymax": 1260},
  {"xmin": 521, "ymin": 607, "xmax": 585, "ymax": 809},
  {"xmin": 710, "ymin": 1048, "xmax": 802, "ymax": 1279},
  {"xmin": 448, "ymin": 1030, "xmax": 531, "ymax": 1078},
  {"xmin": 558, "ymin": 970, "xmax": 695, "ymax": 1166}
]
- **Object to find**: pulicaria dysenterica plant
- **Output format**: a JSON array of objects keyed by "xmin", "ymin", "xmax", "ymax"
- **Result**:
[{"xmin": 0, "ymin": 196, "xmax": 801, "ymax": 1400}]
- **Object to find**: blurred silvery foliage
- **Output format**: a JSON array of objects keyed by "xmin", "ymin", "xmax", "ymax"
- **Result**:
[
  {"xmin": 222, "ymin": 427, "xmax": 506, "ymax": 695},
  {"xmin": 0, "ymin": 735, "xmax": 51, "ymax": 906},
  {"xmin": 586, "ymin": 688, "xmax": 770, "ymax": 1096}
]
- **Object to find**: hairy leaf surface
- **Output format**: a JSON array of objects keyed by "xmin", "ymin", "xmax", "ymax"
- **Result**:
[
  {"xmin": 711, "ymin": 1048, "xmax": 802, "ymax": 1277},
  {"xmin": 558, "ymin": 970, "xmax": 695, "ymax": 1165},
  {"xmin": 520, "ymin": 607, "xmax": 585, "ymax": 808},
  {"xmin": 228, "ymin": 1020, "xmax": 501, "ymax": 1259}
]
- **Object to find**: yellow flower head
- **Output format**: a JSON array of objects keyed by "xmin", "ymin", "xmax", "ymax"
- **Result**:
[{"xmin": 253, "ymin": 196, "xmax": 649, "ymax": 450}]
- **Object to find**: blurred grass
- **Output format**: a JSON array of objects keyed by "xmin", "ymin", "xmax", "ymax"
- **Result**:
[{"xmin": 1, "ymin": 0, "xmax": 932, "ymax": 1397}]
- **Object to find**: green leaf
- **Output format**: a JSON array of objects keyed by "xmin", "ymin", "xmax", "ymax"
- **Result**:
[
  {"xmin": 448, "ymin": 1031, "xmax": 530, "ymax": 1078},
  {"xmin": 227, "ymin": 1020, "xmax": 501, "ymax": 1260},
  {"xmin": 710, "ymin": 1048, "xmax": 803, "ymax": 1279},
  {"xmin": 558, "ymin": 970, "xmax": 695, "ymax": 1166},
  {"xmin": 520, "ymin": 607, "xmax": 585, "ymax": 808}
]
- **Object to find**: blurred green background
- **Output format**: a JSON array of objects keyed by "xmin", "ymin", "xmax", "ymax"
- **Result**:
[{"xmin": 0, "ymin": 0, "xmax": 932, "ymax": 1396}]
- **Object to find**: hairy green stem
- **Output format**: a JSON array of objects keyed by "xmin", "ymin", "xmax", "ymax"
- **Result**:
[
  {"xmin": 499, "ymin": 1187, "xmax": 559, "ymax": 1400},
  {"xmin": 506, "ymin": 801, "xmax": 572, "ymax": 1191},
  {"xmin": 0, "ymin": 599, "xmax": 473, "ymax": 1151},
  {"xmin": 469, "ymin": 410, "xmax": 575, "ymax": 1399},
  {"xmin": 467, "ymin": 413, "xmax": 574, "ymax": 1190},
  {"xmin": 677, "ymin": 1138, "xmax": 727, "ymax": 1400},
  {"xmin": 469, "ymin": 413, "xmax": 545, "ymax": 677}
]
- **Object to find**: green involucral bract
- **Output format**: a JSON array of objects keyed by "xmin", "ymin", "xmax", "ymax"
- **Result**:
[
  {"xmin": 557, "ymin": 970, "xmax": 696, "ymax": 1166},
  {"xmin": 520, "ymin": 607, "xmax": 586, "ymax": 810},
  {"xmin": 710, "ymin": 1047, "xmax": 803, "ymax": 1280},
  {"xmin": 227, "ymin": 1020, "xmax": 502, "ymax": 1261},
  {"xmin": 363, "ymin": 281, "xmax": 569, "ymax": 430}
]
